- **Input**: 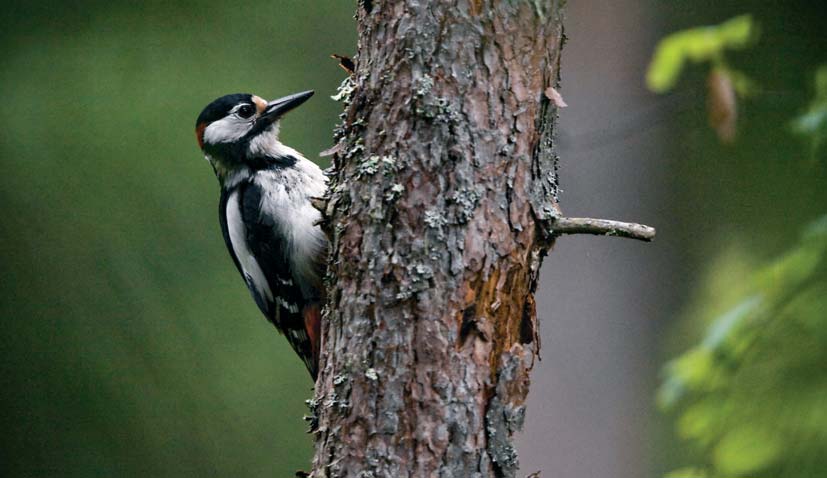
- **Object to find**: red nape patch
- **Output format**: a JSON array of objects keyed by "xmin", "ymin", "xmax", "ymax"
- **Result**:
[{"xmin": 195, "ymin": 122, "xmax": 207, "ymax": 149}]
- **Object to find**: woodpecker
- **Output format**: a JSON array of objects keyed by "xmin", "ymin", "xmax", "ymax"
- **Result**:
[{"xmin": 195, "ymin": 91, "xmax": 327, "ymax": 379}]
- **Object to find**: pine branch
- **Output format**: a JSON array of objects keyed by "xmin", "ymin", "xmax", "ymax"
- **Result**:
[{"xmin": 550, "ymin": 216, "xmax": 656, "ymax": 242}]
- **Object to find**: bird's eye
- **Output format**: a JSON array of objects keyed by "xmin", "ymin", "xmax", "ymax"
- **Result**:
[{"xmin": 237, "ymin": 104, "xmax": 255, "ymax": 119}]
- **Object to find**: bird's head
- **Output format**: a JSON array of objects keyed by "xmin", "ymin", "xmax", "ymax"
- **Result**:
[{"xmin": 195, "ymin": 90, "xmax": 314, "ymax": 179}]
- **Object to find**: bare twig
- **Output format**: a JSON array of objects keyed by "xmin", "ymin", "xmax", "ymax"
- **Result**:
[{"xmin": 551, "ymin": 216, "xmax": 656, "ymax": 242}]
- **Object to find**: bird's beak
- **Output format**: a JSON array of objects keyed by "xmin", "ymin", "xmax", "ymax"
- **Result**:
[{"xmin": 260, "ymin": 90, "xmax": 314, "ymax": 123}]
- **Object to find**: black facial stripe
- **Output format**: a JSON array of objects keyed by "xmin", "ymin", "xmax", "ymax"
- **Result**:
[
  {"xmin": 264, "ymin": 154, "xmax": 298, "ymax": 168},
  {"xmin": 203, "ymin": 132, "xmax": 299, "ymax": 172},
  {"xmin": 243, "ymin": 154, "xmax": 298, "ymax": 171},
  {"xmin": 203, "ymin": 139, "xmax": 248, "ymax": 166}
]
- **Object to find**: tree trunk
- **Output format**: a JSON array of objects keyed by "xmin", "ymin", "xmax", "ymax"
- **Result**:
[{"xmin": 311, "ymin": 1, "xmax": 565, "ymax": 476}]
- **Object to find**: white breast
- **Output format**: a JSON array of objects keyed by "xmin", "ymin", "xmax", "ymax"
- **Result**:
[
  {"xmin": 253, "ymin": 157, "xmax": 328, "ymax": 298},
  {"xmin": 225, "ymin": 189, "xmax": 273, "ymax": 302}
]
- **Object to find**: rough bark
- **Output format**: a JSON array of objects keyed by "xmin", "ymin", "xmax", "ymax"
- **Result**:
[{"xmin": 311, "ymin": 1, "xmax": 565, "ymax": 476}]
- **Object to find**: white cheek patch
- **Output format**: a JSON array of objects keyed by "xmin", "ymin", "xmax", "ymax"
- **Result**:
[
  {"xmin": 226, "ymin": 190, "xmax": 273, "ymax": 302},
  {"xmin": 204, "ymin": 116, "xmax": 253, "ymax": 144}
]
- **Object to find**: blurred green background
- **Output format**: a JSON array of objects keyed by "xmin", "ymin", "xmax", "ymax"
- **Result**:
[
  {"xmin": 650, "ymin": 2, "xmax": 827, "ymax": 477},
  {"xmin": 1, "ymin": 1, "xmax": 353, "ymax": 475},
  {"xmin": 1, "ymin": 1, "xmax": 826, "ymax": 477}
]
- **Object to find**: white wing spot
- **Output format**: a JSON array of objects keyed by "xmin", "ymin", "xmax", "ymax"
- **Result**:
[{"xmin": 275, "ymin": 296, "xmax": 299, "ymax": 314}]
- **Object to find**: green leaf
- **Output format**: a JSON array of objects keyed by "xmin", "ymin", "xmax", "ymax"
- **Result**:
[
  {"xmin": 661, "ymin": 215, "xmax": 827, "ymax": 476},
  {"xmin": 677, "ymin": 400, "xmax": 722, "ymax": 442},
  {"xmin": 790, "ymin": 65, "xmax": 827, "ymax": 159},
  {"xmin": 713, "ymin": 425, "xmax": 782, "ymax": 476},
  {"xmin": 647, "ymin": 15, "xmax": 757, "ymax": 93}
]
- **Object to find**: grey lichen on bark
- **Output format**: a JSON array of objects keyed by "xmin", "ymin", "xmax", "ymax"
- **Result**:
[{"xmin": 310, "ymin": 1, "xmax": 567, "ymax": 476}]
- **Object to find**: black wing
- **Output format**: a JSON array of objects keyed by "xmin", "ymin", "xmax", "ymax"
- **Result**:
[
  {"xmin": 218, "ymin": 181, "xmax": 317, "ymax": 377},
  {"xmin": 219, "ymin": 187, "xmax": 277, "ymax": 317},
  {"xmin": 218, "ymin": 188, "xmax": 244, "ymax": 287}
]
